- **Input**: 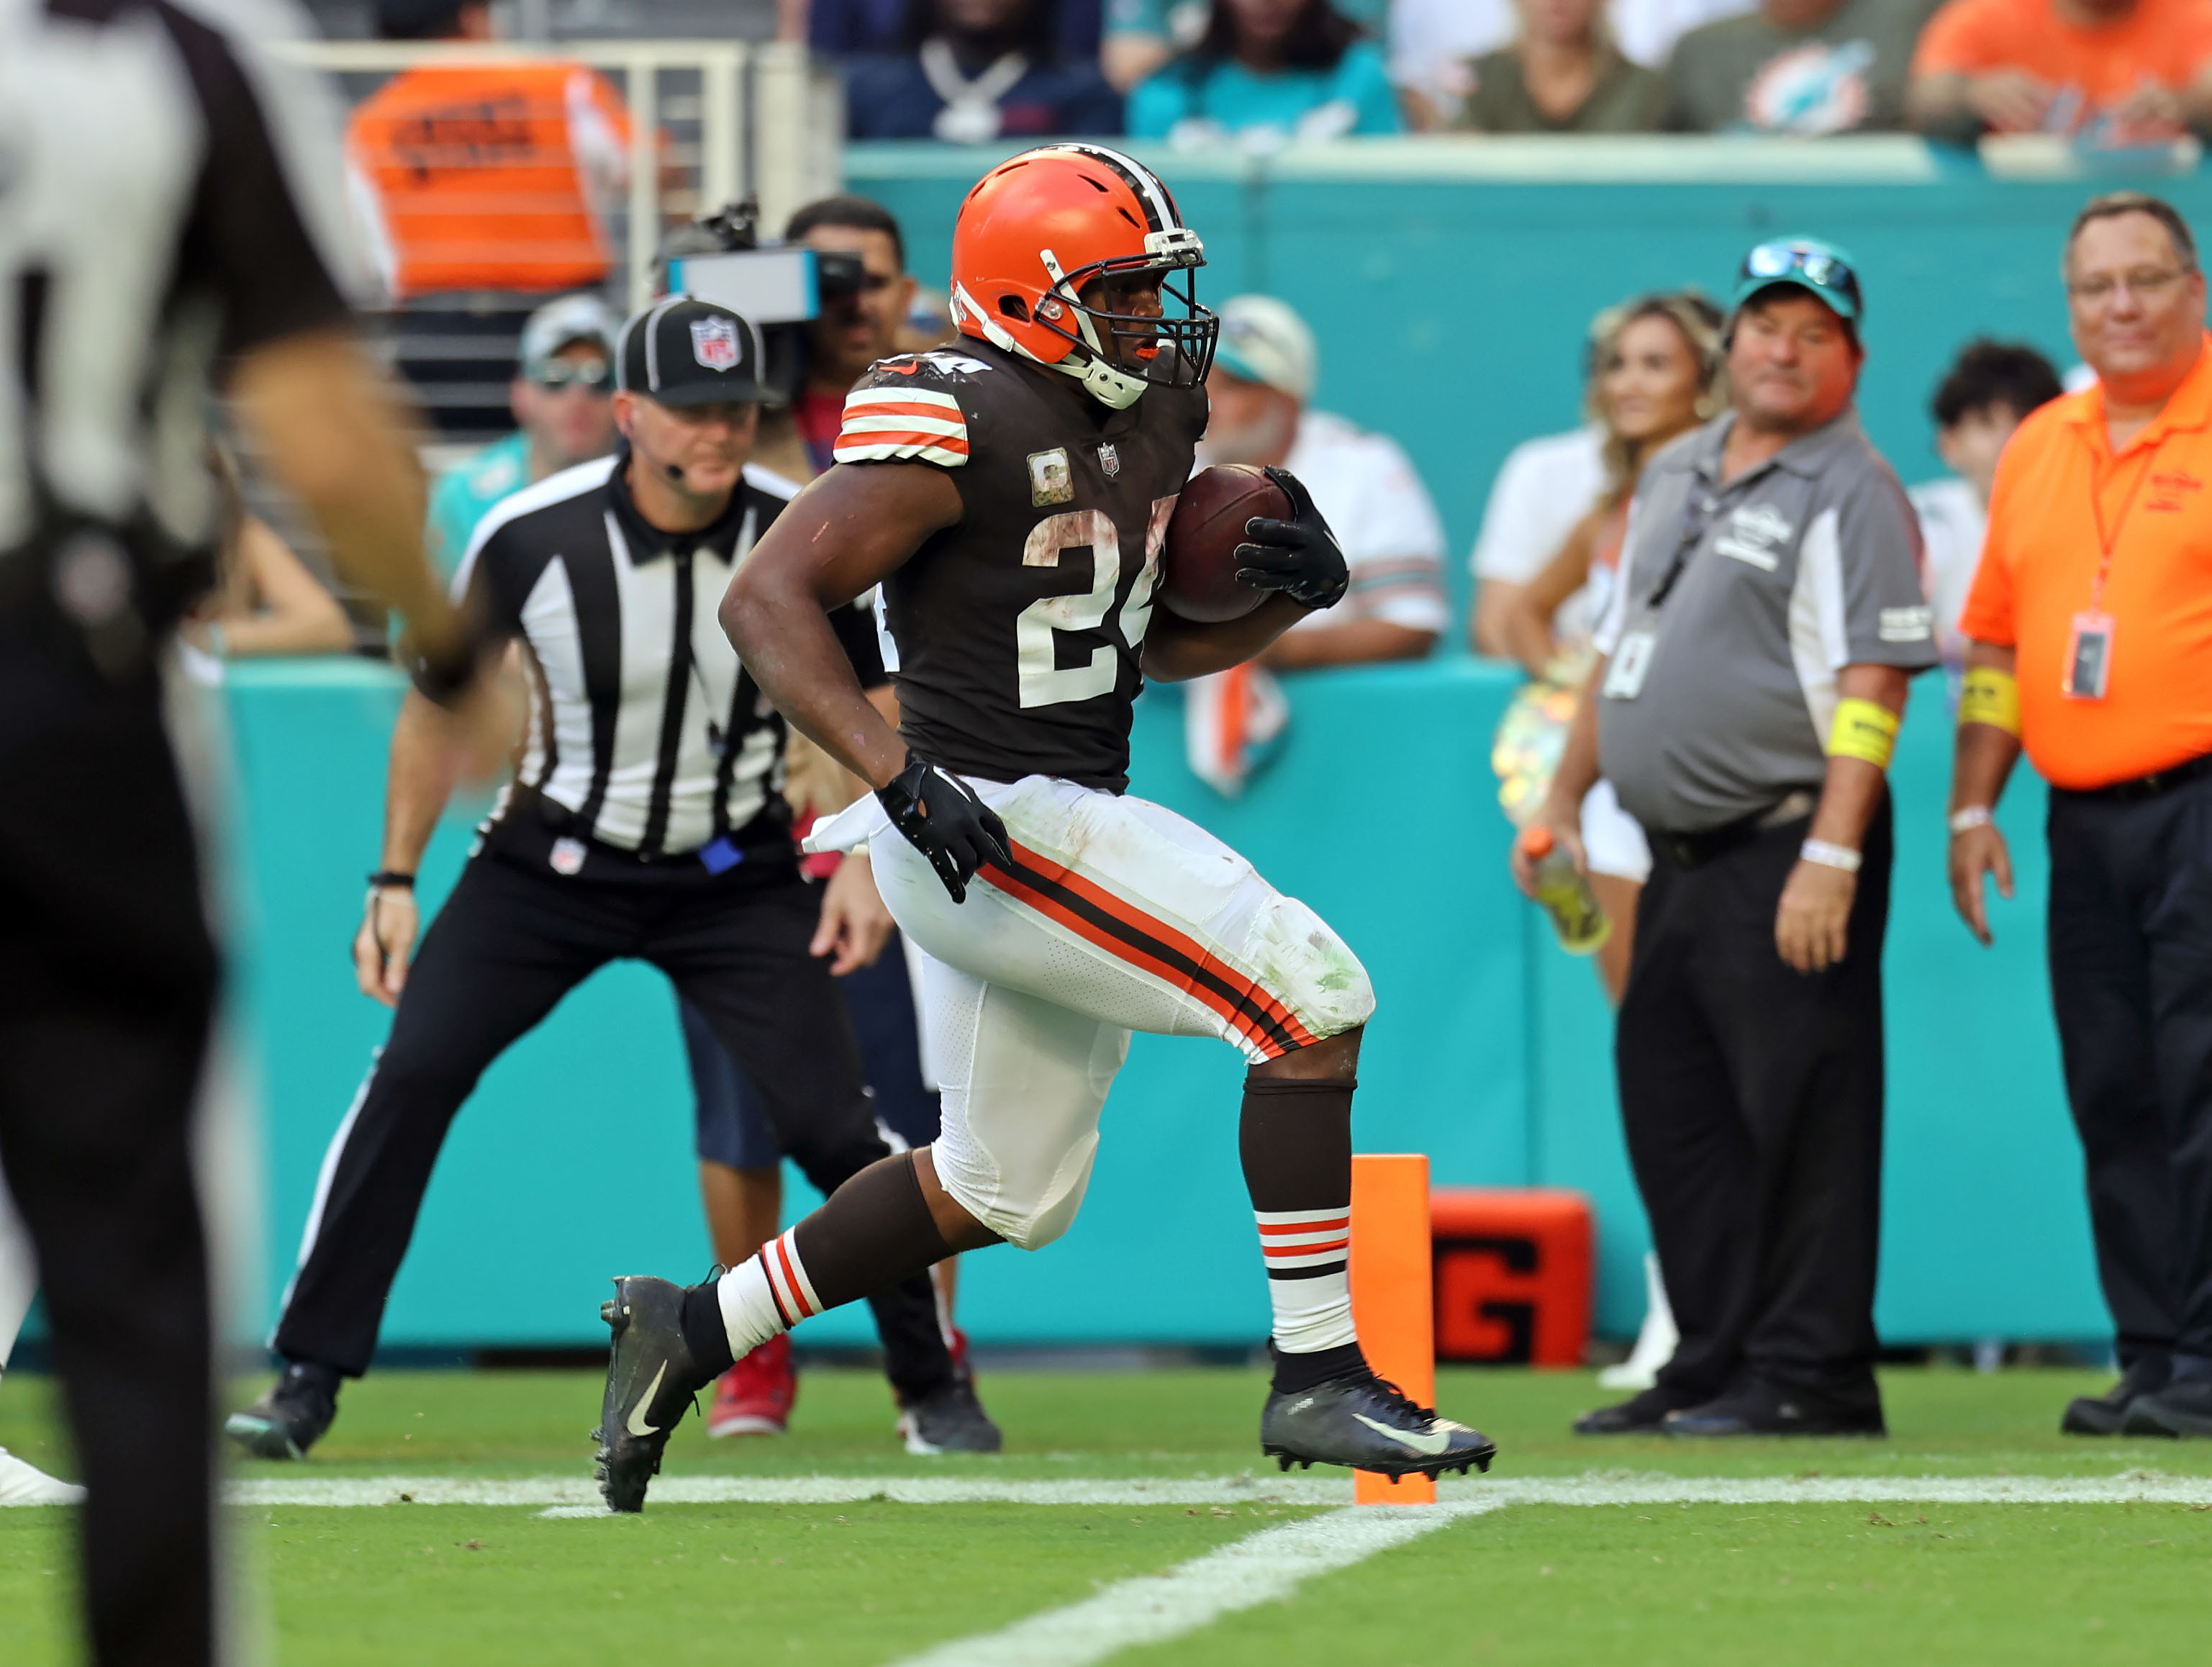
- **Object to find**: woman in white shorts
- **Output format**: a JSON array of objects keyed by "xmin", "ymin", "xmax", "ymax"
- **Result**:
[{"xmin": 1501, "ymin": 292, "xmax": 1725, "ymax": 1000}]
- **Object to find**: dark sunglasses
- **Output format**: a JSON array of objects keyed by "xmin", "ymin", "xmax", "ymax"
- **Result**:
[{"xmin": 533, "ymin": 359, "xmax": 612, "ymax": 392}]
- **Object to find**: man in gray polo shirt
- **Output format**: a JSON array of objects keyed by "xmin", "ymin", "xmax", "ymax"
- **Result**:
[{"xmin": 1518, "ymin": 239, "xmax": 1936, "ymax": 1437}]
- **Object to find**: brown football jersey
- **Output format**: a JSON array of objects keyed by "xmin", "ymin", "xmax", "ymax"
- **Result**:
[{"xmin": 835, "ymin": 339, "xmax": 1209, "ymax": 792}]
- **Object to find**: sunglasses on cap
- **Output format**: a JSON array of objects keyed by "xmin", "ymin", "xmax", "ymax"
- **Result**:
[
  {"xmin": 532, "ymin": 358, "xmax": 612, "ymax": 392},
  {"xmin": 1735, "ymin": 240, "xmax": 1863, "ymax": 322}
]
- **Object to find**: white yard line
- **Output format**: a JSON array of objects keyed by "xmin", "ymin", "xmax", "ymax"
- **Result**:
[
  {"xmin": 215, "ymin": 1471, "xmax": 2212, "ymax": 1511},
  {"xmin": 889, "ymin": 1501, "xmax": 1507, "ymax": 1667}
]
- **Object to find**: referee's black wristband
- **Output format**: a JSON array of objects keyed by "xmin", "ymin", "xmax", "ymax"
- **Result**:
[{"xmin": 367, "ymin": 871, "xmax": 415, "ymax": 890}]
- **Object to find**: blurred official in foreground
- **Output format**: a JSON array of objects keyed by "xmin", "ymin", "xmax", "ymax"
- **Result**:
[
  {"xmin": 1949, "ymin": 192, "xmax": 2212, "ymax": 1441},
  {"xmin": 1523, "ymin": 240, "xmax": 1934, "ymax": 1438},
  {"xmin": 0, "ymin": 2, "xmax": 484, "ymax": 1663}
]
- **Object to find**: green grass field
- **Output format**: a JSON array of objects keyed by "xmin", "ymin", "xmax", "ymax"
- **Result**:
[{"xmin": 5, "ymin": 1365, "xmax": 2211, "ymax": 1665}]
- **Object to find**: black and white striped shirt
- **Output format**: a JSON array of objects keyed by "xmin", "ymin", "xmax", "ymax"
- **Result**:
[
  {"xmin": 450, "ymin": 453, "xmax": 881, "ymax": 871},
  {"xmin": 1, "ymin": 0, "xmax": 356, "ymax": 720}
]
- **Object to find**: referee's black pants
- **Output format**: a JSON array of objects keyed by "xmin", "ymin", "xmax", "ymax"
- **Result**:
[
  {"xmin": 0, "ymin": 688, "xmax": 219, "ymax": 1667},
  {"xmin": 2047, "ymin": 770, "xmax": 2212, "ymax": 1377},
  {"xmin": 273, "ymin": 841, "xmax": 955, "ymax": 1402},
  {"xmin": 1618, "ymin": 801, "xmax": 1892, "ymax": 1414}
]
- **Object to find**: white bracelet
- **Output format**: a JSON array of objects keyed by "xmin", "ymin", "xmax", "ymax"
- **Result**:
[
  {"xmin": 1800, "ymin": 839, "xmax": 1862, "ymax": 873},
  {"xmin": 1948, "ymin": 805, "xmax": 1995, "ymax": 836}
]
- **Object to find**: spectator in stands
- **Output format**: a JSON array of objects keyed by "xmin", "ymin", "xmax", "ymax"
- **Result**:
[
  {"xmin": 1454, "ymin": 0, "xmax": 1671, "ymax": 132},
  {"xmin": 1663, "ymin": 0, "xmax": 1920, "ymax": 133},
  {"xmin": 1108, "ymin": 0, "xmax": 1389, "ymax": 91},
  {"xmin": 346, "ymin": 0, "xmax": 634, "ymax": 299},
  {"xmin": 179, "ymin": 450, "xmax": 357, "ymax": 671},
  {"xmin": 1393, "ymin": 0, "xmax": 1756, "ymax": 126},
  {"xmin": 1498, "ymin": 293, "xmax": 1726, "ymax": 1001},
  {"xmin": 1907, "ymin": 0, "xmax": 2212, "ymax": 145},
  {"xmin": 1128, "ymin": 0, "xmax": 1402, "ymax": 145},
  {"xmin": 1469, "ymin": 318, "xmax": 1610, "ymax": 657},
  {"xmin": 815, "ymin": 0, "xmax": 1105, "ymax": 62},
  {"xmin": 423, "ymin": 295, "xmax": 622, "ymax": 581},
  {"xmin": 841, "ymin": 0, "xmax": 1125, "ymax": 141},
  {"xmin": 1910, "ymin": 340, "xmax": 2063, "ymax": 683},
  {"xmin": 1200, "ymin": 294, "xmax": 1449, "ymax": 666}
]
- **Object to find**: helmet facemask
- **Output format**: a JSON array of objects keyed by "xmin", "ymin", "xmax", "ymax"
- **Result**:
[{"xmin": 1035, "ymin": 243, "xmax": 1218, "ymax": 410}]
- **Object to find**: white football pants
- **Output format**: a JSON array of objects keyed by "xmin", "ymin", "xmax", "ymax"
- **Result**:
[
  {"xmin": 0, "ymin": 1164, "xmax": 35, "ymax": 1370},
  {"xmin": 817, "ymin": 774, "xmax": 1375, "ymax": 1251}
]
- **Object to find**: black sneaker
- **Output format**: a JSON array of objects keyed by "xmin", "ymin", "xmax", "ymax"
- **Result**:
[
  {"xmin": 898, "ymin": 1378, "xmax": 1004, "ymax": 1454},
  {"xmin": 1261, "ymin": 1372, "xmax": 1495, "ymax": 1478},
  {"xmin": 1664, "ymin": 1378, "xmax": 1885, "ymax": 1438},
  {"xmin": 2119, "ymin": 1375, "xmax": 2212, "ymax": 1439},
  {"xmin": 2062, "ymin": 1357, "xmax": 2170, "ymax": 1436},
  {"xmin": 224, "ymin": 1362, "xmax": 340, "ymax": 1461},
  {"xmin": 1574, "ymin": 1383, "xmax": 1705, "ymax": 1435},
  {"xmin": 595, "ymin": 1276, "xmax": 713, "ymax": 1512}
]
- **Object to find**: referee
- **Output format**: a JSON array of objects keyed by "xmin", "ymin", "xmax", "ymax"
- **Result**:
[
  {"xmin": 1950, "ymin": 193, "xmax": 2212, "ymax": 1440},
  {"xmin": 1, "ymin": 4, "xmax": 487, "ymax": 1662},
  {"xmin": 1523, "ymin": 240, "xmax": 1936, "ymax": 1438},
  {"xmin": 225, "ymin": 298, "xmax": 992, "ymax": 1459}
]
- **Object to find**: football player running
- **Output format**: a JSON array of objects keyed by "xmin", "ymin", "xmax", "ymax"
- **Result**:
[{"xmin": 594, "ymin": 144, "xmax": 1495, "ymax": 1509}]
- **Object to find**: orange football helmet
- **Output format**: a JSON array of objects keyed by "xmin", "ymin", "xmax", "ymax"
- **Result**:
[{"xmin": 948, "ymin": 143, "xmax": 1218, "ymax": 410}]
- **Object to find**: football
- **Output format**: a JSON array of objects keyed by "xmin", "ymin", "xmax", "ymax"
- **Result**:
[{"xmin": 1159, "ymin": 464, "xmax": 1292, "ymax": 623}]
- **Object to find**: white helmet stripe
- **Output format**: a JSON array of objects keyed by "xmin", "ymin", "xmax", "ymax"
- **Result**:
[{"xmin": 1046, "ymin": 143, "xmax": 1179, "ymax": 233}]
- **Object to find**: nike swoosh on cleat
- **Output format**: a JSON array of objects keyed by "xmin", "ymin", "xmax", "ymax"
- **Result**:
[
  {"xmin": 625, "ymin": 1364, "xmax": 667, "ymax": 1438},
  {"xmin": 1352, "ymin": 1414, "xmax": 1453, "ymax": 1455}
]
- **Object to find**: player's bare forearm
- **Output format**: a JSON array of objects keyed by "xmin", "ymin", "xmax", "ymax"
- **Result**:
[
  {"xmin": 1805, "ymin": 664, "xmax": 1909, "ymax": 849},
  {"xmin": 721, "ymin": 463, "xmax": 959, "ymax": 788},
  {"xmin": 1261, "ymin": 618, "xmax": 1434, "ymax": 670},
  {"xmin": 227, "ymin": 328, "xmax": 461, "ymax": 659},
  {"xmin": 1951, "ymin": 641, "xmax": 2023, "ymax": 812},
  {"xmin": 380, "ymin": 690, "xmax": 463, "ymax": 872},
  {"xmin": 1141, "ymin": 594, "xmax": 1313, "ymax": 682}
]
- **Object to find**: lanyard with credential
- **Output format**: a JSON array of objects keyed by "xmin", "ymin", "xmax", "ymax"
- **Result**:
[
  {"xmin": 2067, "ymin": 434, "xmax": 2165, "ymax": 700},
  {"xmin": 1601, "ymin": 489, "xmax": 1721, "ymax": 701}
]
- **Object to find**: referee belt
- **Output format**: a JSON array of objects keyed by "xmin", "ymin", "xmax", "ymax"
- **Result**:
[{"xmin": 1647, "ymin": 790, "xmax": 1818, "ymax": 869}]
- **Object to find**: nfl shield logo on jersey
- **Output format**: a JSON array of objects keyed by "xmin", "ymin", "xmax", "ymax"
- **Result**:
[
  {"xmin": 1097, "ymin": 443, "xmax": 1120, "ymax": 478},
  {"xmin": 690, "ymin": 316, "xmax": 742, "ymax": 372}
]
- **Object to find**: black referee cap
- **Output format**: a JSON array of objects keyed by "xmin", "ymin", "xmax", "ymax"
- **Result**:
[{"xmin": 617, "ymin": 297, "xmax": 774, "ymax": 408}]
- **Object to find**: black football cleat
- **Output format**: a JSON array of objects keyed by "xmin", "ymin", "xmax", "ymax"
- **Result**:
[
  {"xmin": 1261, "ymin": 1372, "xmax": 1496, "ymax": 1478},
  {"xmin": 224, "ymin": 1362, "xmax": 340, "ymax": 1461},
  {"xmin": 899, "ymin": 1378, "xmax": 1005, "ymax": 1454},
  {"xmin": 595, "ymin": 1276, "xmax": 712, "ymax": 1512}
]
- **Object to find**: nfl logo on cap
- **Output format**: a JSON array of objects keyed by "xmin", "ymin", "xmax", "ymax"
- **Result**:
[{"xmin": 690, "ymin": 316, "xmax": 741, "ymax": 372}]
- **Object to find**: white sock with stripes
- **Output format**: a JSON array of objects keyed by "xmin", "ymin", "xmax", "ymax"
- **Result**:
[
  {"xmin": 715, "ymin": 1229, "xmax": 824, "ymax": 1359},
  {"xmin": 1255, "ymin": 1206, "xmax": 1356, "ymax": 1353}
]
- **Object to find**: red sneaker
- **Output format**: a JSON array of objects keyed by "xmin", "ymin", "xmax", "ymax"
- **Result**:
[{"xmin": 708, "ymin": 1333, "xmax": 796, "ymax": 1437}]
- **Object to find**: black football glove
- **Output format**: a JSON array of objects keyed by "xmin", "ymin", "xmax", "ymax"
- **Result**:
[
  {"xmin": 876, "ymin": 756, "xmax": 1014, "ymax": 905},
  {"xmin": 1234, "ymin": 465, "xmax": 1348, "ymax": 610}
]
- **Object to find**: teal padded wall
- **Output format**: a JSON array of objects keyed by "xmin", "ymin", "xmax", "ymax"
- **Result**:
[
  {"xmin": 218, "ymin": 140, "xmax": 2170, "ymax": 1353},
  {"xmin": 224, "ymin": 654, "xmax": 2099, "ymax": 1352}
]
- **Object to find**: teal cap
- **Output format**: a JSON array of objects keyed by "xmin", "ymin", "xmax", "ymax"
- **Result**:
[{"xmin": 1731, "ymin": 238, "xmax": 1863, "ymax": 325}]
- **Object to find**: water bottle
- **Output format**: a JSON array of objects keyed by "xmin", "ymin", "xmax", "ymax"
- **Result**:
[{"xmin": 1518, "ymin": 825, "xmax": 1610, "ymax": 956}]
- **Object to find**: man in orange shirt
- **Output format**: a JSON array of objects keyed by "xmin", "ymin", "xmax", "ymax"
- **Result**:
[
  {"xmin": 1950, "ymin": 191, "xmax": 2212, "ymax": 1440},
  {"xmin": 1908, "ymin": 0, "xmax": 2212, "ymax": 144},
  {"xmin": 346, "ymin": 0, "xmax": 633, "ymax": 299}
]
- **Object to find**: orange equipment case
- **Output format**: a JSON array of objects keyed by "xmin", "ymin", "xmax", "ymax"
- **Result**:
[{"xmin": 1430, "ymin": 1187, "xmax": 1593, "ymax": 1367}]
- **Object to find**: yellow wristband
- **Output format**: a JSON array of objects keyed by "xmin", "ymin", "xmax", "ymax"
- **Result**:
[
  {"xmin": 1958, "ymin": 666, "xmax": 2021, "ymax": 736},
  {"xmin": 1828, "ymin": 697, "xmax": 1899, "ymax": 769}
]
